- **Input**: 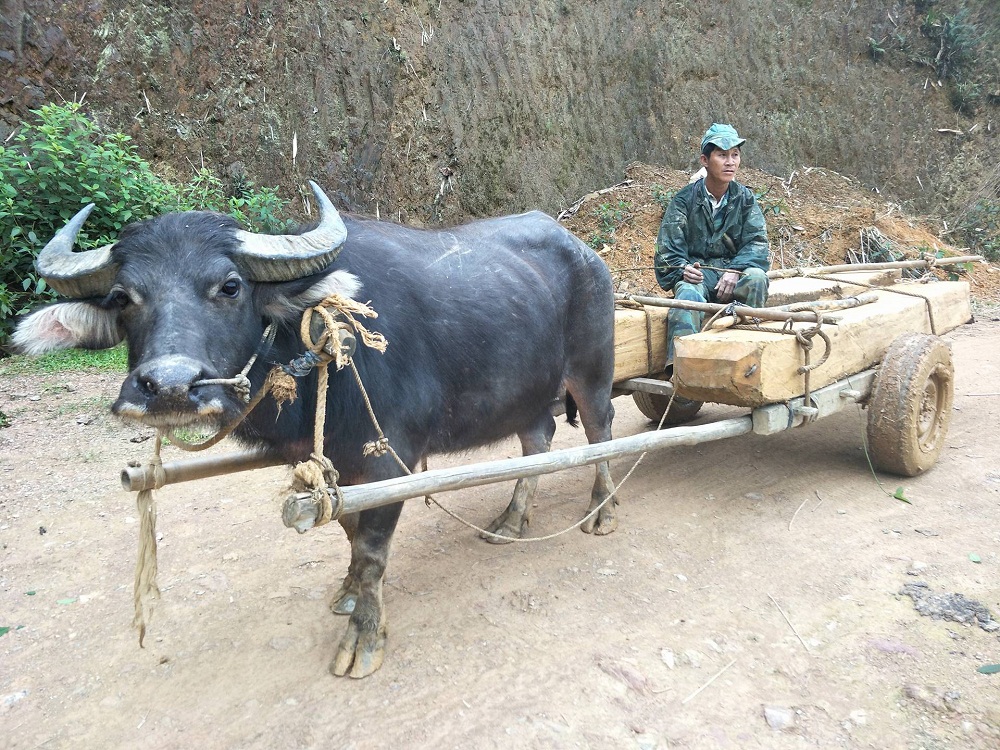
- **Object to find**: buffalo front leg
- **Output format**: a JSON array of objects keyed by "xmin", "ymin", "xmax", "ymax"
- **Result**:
[
  {"xmin": 330, "ymin": 502, "xmax": 402, "ymax": 678},
  {"xmin": 329, "ymin": 512, "xmax": 360, "ymax": 615},
  {"xmin": 480, "ymin": 411, "xmax": 556, "ymax": 544}
]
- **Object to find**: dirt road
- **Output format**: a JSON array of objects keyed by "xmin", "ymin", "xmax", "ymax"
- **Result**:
[{"xmin": 2, "ymin": 316, "xmax": 999, "ymax": 749}]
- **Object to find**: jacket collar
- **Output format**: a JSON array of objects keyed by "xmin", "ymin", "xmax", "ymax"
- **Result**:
[{"xmin": 694, "ymin": 178, "xmax": 740, "ymax": 205}]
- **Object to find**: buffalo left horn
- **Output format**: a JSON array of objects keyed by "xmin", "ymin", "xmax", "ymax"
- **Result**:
[
  {"xmin": 34, "ymin": 203, "xmax": 118, "ymax": 299},
  {"xmin": 233, "ymin": 180, "xmax": 348, "ymax": 282}
]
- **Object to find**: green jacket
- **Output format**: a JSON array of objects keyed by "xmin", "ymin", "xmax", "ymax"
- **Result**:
[{"xmin": 654, "ymin": 178, "xmax": 770, "ymax": 290}]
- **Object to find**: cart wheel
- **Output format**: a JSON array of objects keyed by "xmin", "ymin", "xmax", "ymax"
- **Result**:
[
  {"xmin": 632, "ymin": 390, "xmax": 704, "ymax": 425},
  {"xmin": 866, "ymin": 332, "xmax": 954, "ymax": 477}
]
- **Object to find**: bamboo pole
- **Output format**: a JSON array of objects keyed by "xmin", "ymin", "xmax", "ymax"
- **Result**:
[
  {"xmin": 121, "ymin": 451, "xmax": 284, "ymax": 492},
  {"xmin": 617, "ymin": 294, "xmax": 844, "ymax": 324},
  {"xmin": 771, "ymin": 291, "xmax": 878, "ymax": 312},
  {"xmin": 122, "ymin": 417, "xmax": 753, "ymax": 512},
  {"xmin": 335, "ymin": 416, "xmax": 753, "ymax": 515},
  {"xmin": 766, "ymin": 255, "xmax": 983, "ymax": 279},
  {"xmin": 707, "ymin": 292, "xmax": 880, "ymax": 329}
]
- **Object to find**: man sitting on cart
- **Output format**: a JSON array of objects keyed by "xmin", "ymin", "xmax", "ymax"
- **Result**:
[{"xmin": 654, "ymin": 123, "xmax": 771, "ymax": 375}]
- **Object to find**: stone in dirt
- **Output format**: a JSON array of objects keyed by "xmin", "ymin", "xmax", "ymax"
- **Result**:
[
  {"xmin": 762, "ymin": 705, "xmax": 795, "ymax": 730},
  {"xmin": 900, "ymin": 582, "xmax": 1000, "ymax": 632}
]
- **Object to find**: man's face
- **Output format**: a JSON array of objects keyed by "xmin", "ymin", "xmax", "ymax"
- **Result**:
[{"xmin": 700, "ymin": 146, "xmax": 741, "ymax": 186}]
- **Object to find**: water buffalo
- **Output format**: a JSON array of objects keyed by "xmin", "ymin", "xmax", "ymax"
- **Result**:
[{"xmin": 12, "ymin": 181, "xmax": 618, "ymax": 677}]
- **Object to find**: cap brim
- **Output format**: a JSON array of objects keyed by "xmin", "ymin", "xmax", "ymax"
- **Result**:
[{"xmin": 707, "ymin": 137, "xmax": 746, "ymax": 151}]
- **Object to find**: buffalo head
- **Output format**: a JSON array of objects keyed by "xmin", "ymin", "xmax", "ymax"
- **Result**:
[{"xmin": 13, "ymin": 181, "xmax": 359, "ymax": 429}]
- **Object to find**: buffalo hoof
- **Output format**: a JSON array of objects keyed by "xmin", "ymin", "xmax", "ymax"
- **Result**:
[
  {"xmin": 330, "ymin": 620, "xmax": 386, "ymax": 678},
  {"xmin": 580, "ymin": 510, "xmax": 618, "ymax": 536},
  {"xmin": 480, "ymin": 514, "xmax": 527, "ymax": 544}
]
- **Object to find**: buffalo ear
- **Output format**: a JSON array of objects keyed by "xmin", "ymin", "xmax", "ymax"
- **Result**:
[
  {"xmin": 11, "ymin": 301, "xmax": 124, "ymax": 355},
  {"xmin": 258, "ymin": 270, "xmax": 362, "ymax": 322}
]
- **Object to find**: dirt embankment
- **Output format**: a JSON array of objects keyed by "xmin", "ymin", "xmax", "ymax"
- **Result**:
[{"xmin": 2, "ymin": 0, "xmax": 996, "ymax": 223}]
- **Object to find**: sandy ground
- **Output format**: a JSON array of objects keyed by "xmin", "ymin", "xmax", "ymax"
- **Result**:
[{"xmin": 2, "ymin": 313, "xmax": 1000, "ymax": 750}]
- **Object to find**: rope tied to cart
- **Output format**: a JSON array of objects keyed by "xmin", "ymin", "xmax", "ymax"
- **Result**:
[
  {"xmin": 787, "ymin": 270, "xmax": 938, "ymax": 335},
  {"xmin": 618, "ymin": 294, "xmax": 838, "ymax": 427},
  {"xmin": 710, "ymin": 302, "xmax": 832, "ymax": 424}
]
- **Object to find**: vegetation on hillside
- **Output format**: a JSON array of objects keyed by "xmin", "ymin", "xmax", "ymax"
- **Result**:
[
  {"xmin": 868, "ymin": 0, "xmax": 997, "ymax": 115},
  {"xmin": 0, "ymin": 103, "xmax": 294, "ymax": 350}
]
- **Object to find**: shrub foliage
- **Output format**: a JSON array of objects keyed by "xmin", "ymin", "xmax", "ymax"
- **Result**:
[
  {"xmin": 955, "ymin": 199, "xmax": 1000, "ymax": 263},
  {"xmin": 0, "ymin": 103, "xmax": 292, "ymax": 349}
]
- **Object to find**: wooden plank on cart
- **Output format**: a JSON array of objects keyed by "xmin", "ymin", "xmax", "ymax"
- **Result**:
[
  {"xmin": 673, "ymin": 281, "xmax": 972, "ymax": 406},
  {"xmin": 613, "ymin": 304, "xmax": 669, "ymax": 382}
]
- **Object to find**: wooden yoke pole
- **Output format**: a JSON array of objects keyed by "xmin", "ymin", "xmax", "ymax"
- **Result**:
[
  {"xmin": 336, "ymin": 416, "xmax": 753, "ymax": 515},
  {"xmin": 122, "ymin": 451, "xmax": 284, "ymax": 492}
]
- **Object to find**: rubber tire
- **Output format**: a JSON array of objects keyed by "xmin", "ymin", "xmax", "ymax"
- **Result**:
[
  {"xmin": 632, "ymin": 390, "xmax": 704, "ymax": 426},
  {"xmin": 866, "ymin": 332, "xmax": 954, "ymax": 477}
]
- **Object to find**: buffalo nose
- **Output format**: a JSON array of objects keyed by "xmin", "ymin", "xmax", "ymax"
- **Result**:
[{"xmin": 134, "ymin": 357, "xmax": 205, "ymax": 400}]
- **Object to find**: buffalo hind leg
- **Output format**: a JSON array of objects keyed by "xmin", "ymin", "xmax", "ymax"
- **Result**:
[
  {"xmin": 569, "ymin": 385, "xmax": 618, "ymax": 535},
  {"xmin": 581, "ymin": 459, "xmax": 617, "ymax": 535},
  {"xmin": 480, "ymin": 411, "xmax": 556, "ymax": 544},
  {"xmin": 330, "ymin": 502, "xmax": 402, "ymax": 678}
]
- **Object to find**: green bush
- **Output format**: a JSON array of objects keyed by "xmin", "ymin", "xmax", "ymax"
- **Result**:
[
  {"xmin": 587, "ymin": 200, "xmax": 631, "ymax": 250},
  {"xmin": 919, "ymin": 8, "xmax": 980, "ymax": 81},
  {"xmin": 0, "ymin": 102, "xmax": 293, "ymax": 350},
  {"xmin": 651, "ymin": 184, "xmax": 676, "ymax": 212}
]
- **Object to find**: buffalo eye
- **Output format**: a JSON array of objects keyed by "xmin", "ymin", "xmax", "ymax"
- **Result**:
[
  {"xmin": 107, "ymin": 287, "xmax": 131, "ymax": 309},
  {"xmin": 219, "ymin": 278, "xmax": 241, "ymax": 298}
]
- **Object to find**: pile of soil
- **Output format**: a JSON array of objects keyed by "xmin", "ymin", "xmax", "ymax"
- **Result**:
[{"xmin": 559, "ymin": 162, "xmax": 1000, "ymax": 304}]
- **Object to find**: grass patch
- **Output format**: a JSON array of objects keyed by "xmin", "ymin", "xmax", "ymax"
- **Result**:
[
  {"xmin": 0, "ymin": 345, "xmax": 128, "ymax": 376},
  {"xmin": 49, "ymin": 396, "xmax": 111, "ymax": 418}
]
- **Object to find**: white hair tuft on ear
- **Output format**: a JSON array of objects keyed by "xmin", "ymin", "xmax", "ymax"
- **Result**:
[{"xmin": 11, "ymin": 302, "xmax": 123, "ymax": 355}]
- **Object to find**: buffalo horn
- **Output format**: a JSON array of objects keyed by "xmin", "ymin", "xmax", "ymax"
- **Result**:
[
  {"xmin": 34, "ymin": 203, "xmax": 118, "ymax": 299},
  {"xmin": 233, "ymin": 180, "xmax": 348, "ymax": 282}
]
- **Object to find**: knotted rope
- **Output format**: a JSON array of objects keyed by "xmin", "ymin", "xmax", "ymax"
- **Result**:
[
  {"xmin": 709, "ymin": 302, "xmax": 832, "ymax": 423},
  {"xmin": 284, "ymin": 295, "xmax": 386, "ymax": 528}
]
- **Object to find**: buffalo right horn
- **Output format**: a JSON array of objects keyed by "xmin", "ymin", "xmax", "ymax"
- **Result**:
[
  {"xmin": 233, "ymin": 180, "xmax": 348, "ymax": 282},
  {"xmin": 34, "ymin": 203, "xmax": 118, "ymax": 299}
]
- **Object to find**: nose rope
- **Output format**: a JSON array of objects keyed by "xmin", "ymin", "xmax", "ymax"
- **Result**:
[
  {"xmin": 191, "ymin": 323, "xmax": 277, "ymax": 402},
  {"xmin": 131, "ymin": 299, "xmax": 383, "ymax": 647},
  {"xmin": 163, "ymin": 324, "xmax": 288, "ymax": 451}
]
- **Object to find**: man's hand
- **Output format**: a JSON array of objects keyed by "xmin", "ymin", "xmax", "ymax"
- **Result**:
[
  {"xmin": 714, "ymin": 270, "xmax": 741, "ymax": 302},
  {"xmin": 682, "ymin": 262, "xmax": 704, "ymax": 284}
]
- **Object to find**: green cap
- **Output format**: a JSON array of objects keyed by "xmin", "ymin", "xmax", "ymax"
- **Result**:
[{"xmin": 701, "ymin": 123, "xmax": 746, "ymax": 153}]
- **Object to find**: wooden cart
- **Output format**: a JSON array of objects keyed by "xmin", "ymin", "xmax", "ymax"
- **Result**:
[{"xmin": 612, "ymin": 266, "xmax": 971, "ymax": 477}]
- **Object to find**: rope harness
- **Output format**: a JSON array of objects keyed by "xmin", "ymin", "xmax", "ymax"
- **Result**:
[{"xmin": 130, "ymin": 294, "xmax": 386, "ymax": 644}]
